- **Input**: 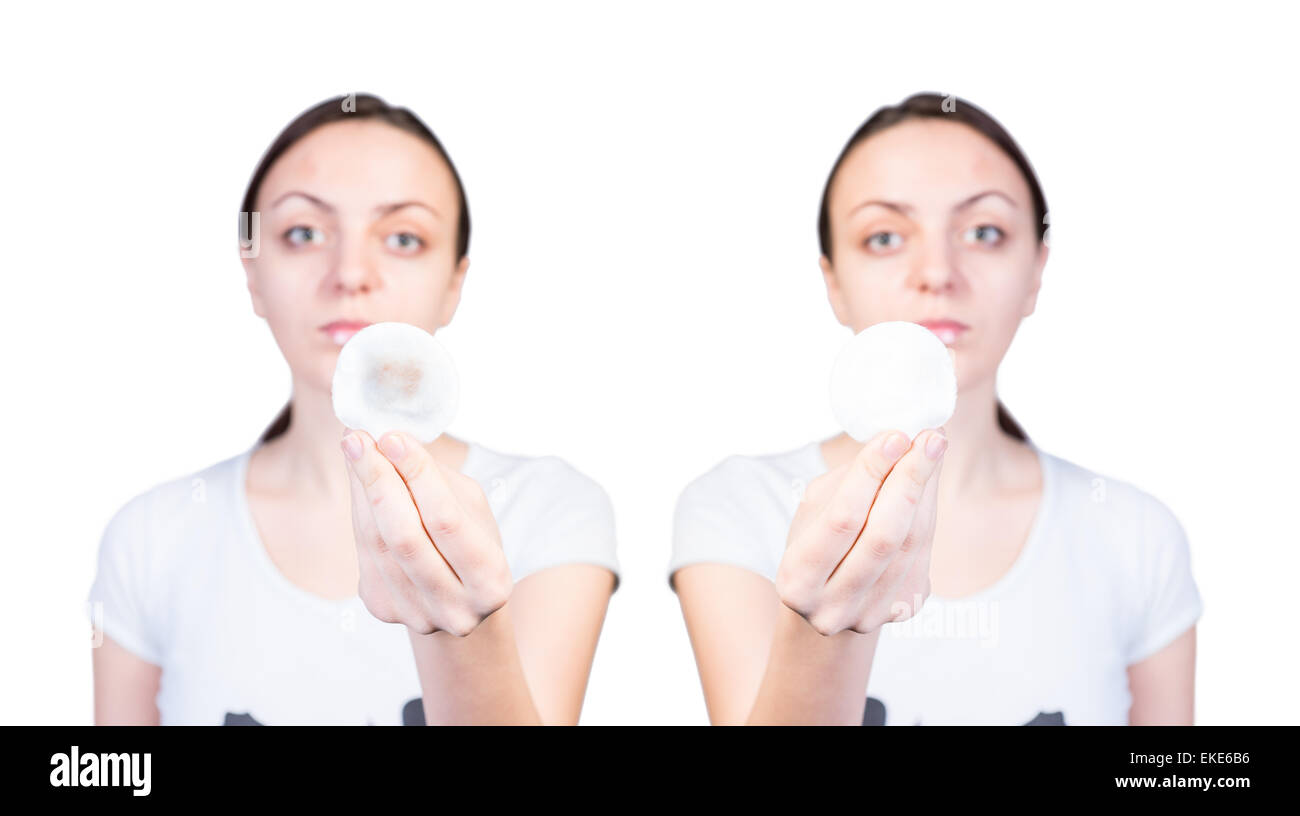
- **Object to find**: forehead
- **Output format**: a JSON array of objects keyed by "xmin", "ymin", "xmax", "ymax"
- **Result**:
[
  {"xmin": 830, "ymin": 118, "xmax": 1033, "ymax": 217},
  {"xmin": 256, "ymin": 119, "xmax": 459, "ymax": 214}
]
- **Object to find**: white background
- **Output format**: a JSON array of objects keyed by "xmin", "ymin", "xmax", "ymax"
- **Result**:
[{"xmin": 1, "ymin": 0, "xmax": 1296, "ymax": 726}]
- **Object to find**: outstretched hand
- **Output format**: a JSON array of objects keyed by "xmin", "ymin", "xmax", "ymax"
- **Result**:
[
  {"xmin": 776, "ymin": 427, "xmax": 947, "ymax": 636},
  {"xmin": 341, "ymin": 429, "xmax": 513, "ymax": 637}
]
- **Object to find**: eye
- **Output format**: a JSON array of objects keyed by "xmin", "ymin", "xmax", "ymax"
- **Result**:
[
  {"xmin": 864, "ymin": 231, "xmax": 903, "ymax": 251},
  {"xmin": 963, "ymin": 224, "xmax": 1005, "ymax": 246},
  {"xmin": 283, "ymin": 225, "xmax": 323, "ymax": 247},
  {"xmin": 385, "ymin": 232, "xmax": 425, "ymax": 253}
]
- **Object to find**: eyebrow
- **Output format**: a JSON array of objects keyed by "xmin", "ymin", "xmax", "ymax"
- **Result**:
[
  {"xmin": 375, "ymin": 200, "xmax": 441, "ymax": 219},
  {"xmin": 268, "ymin": 191, "xmax": 440, "ymax": 219},
  {"xmin": 848, "ymin": 189, "xmax": 1019, "ymax": 217},
  {"xmin": 270, "ymin": 191, "xmax": 333, "ymax": 211}
]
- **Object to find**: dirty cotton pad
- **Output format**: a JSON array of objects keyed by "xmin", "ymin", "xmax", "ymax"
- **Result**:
[{"xmin": 331, "ymin": 321, "xmax": 459, "ymax": 444}]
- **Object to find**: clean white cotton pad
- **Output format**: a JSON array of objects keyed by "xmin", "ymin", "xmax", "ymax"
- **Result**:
[
  {"xmin": 829, "ymin": 321, "xmax": 957, "ymax": 443},
  {"xmin": 331, "ymin": 321, "xmax": 459, "ymax": 444}
]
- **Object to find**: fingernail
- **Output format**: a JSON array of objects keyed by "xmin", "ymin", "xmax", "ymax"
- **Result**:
[
  {"xmin": 341, "ymin": 433, "xmax": 362, "ymax": 462},
  {"xmin": 379, "ymin": 433, "xmax": 405, "ymax": 461},
  {"xmin": 926, "ymin": 432, "xmax": 948, "ymax": 460},
  {"xmin": 883, "ymin": 432, "xmax": 907, "ymax": 459}
]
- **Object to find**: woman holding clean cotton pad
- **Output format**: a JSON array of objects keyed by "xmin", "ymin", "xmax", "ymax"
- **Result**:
[
  {"xmin": 87, "ymin": 94, "xmax": 619, "ymax": 725},
  {"xmin": 669, "ymin": 92, "xmax": 1202, "ymax": 725}
]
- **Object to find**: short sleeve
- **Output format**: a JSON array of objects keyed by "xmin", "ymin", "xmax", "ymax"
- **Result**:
[
  {"xmin": 510, "ymin": 460, "xmax": 621, "ymax": 593},
  {"xmin": 1125, "ymin": 495, "xmax": 1204, "ymax": 665},
  {"xmin": 668, "ymin": 458, "xmax": 781, "ymax": 590},
  {"xmin": 86, "ymin": 493, "xmax": 164, "ymax": 665}
]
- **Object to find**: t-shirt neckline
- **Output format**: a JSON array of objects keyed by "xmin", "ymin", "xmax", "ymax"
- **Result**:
[
  {"xmin": 233, "ymin": 437, "xmax": 482, "ymax": 614},
  {"xmin": 806, "ymin": 436, "xmax": 1054, "ymax": 605}
]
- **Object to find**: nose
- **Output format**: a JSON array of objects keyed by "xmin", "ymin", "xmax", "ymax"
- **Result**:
[
  {"xmin": 329, "ymin": 232, "xmax": 379, "ymax": 294},
  {"xmin": 907, "ymin": 231, "xmax": 958, "ymax": 294}
]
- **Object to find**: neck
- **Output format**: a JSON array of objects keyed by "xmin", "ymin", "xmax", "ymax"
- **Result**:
[
  {"xmin": 820, "ymin": 374, "xmax": 1028, "ymax": 500},
  {"xmin": 251, "ymin": 375, "xmax": 469, "ymax": 501}
]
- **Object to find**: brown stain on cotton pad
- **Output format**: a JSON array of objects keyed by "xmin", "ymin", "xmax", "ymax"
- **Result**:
[
  {"xmin": 331, "ymin": 321, "xmax": 459, "ymax": 443},
  {"xmin": 372, "ymin": 360, "xmax": 423, "ymax": 401}
]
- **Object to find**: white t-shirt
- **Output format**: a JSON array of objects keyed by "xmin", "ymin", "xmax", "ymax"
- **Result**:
[
  {"xmin": 87, "ymin": 439, "xmax": 620, "ymax": 725},
  {"xmin": 668, "ymin": 439, "xmax": 1204, "ymax": 725}
]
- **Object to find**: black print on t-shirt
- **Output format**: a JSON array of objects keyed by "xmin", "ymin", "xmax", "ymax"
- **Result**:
[
  {"xmin": 402, "ymin": 697, "xmax": 426, "ymax": 725},
  {"xmin": 861, "ymin": 695, "xmax": 1067, "ymax": 725},
  {"xmin": 221, "ymin": 697, "xmax": 427, "ymax": 726},
  {"xmin": 862, "ymin": 696, "xmax": 886, "ymax": 726}
]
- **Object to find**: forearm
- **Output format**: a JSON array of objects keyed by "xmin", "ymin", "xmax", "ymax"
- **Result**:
[
  {"xmin": 745, "ymin": 602, "xmax": 879, "ymax": 725},
  {"xmin": 407, "ymin": 600, "xmax": 543, "ymax": 725}
]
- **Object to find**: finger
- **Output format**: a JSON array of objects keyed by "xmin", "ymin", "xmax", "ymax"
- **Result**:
[
  {"xmin": 905, "ymin": 446, "xmax": 944, "ymax": 557},
  {"xmin": 346, "ymin": 432, "xmax": 469, "ymax": 632},
  {"xmin": 792, "ymin": 429, "xmax": 910, "ymax": 583},
  {"xmin": 855, "ymin": 451, "xmax": 943, "ymax": 623},
  {"xmin": 855, "ymin": 543, "xmax": 930, "ymax": 632},
  {"xmin": 343, "ymin": 436, "xmax": 424, "ymax": 624},
  {"xmin": 788, "ymin": 464, "xmax": 846, "ymax": 542},
  {"xmin": 344, "ymin": 430, "xmax": 461, "ymax": 602},
  {"xmin": 884, "ymin": 448, "xmax": 944, "ymax": 613},
  {"xmin": 376, "ymin": 431, "xmax": 498, "ymax": 590},
  {"xmin": 851, "ymin": 526, "xmax": 926, "ymax": 630},
  {"xmin": 837, "ymin": 453, "xmax": 943, "ymax": 630},
  {"xmin": 829, "ymin": 427, "xmax": 947, "ymax": 590}
]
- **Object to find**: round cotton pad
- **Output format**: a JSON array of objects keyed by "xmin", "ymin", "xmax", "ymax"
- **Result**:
[
  {"xmin": 829, "ymin": 320, "xmax": 957, "ymax": 443},
  {"xmin": 331, "ymin": 321, "xmax": 459, "ymax": 444}
]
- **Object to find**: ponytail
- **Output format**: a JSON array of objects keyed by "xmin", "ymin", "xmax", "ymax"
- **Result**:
[
  {"xmin": 996, "ymin": 400, "xmax": 1029, "ymax": 443},
  {"xmin": 258, "ymin": 401, "xmax": 292, "ymax": 444}
]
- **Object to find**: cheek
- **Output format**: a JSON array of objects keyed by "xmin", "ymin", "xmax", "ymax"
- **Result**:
[
  {"xmin": 832, "ymin": 254, "xmax": 908, "ymax": 321},
  {"xmin": 958, "ymin": 261, "xmax": 1037, "ymax": 377},
  {"xmin": 384, "ymin": 258, "xmax": 460, "ymax": 320},
  {"xmin": 249, "ymin": 264, "xmax": 324, "ymax": 366},
  {"xmin": 967, "ymin": 252, "xmax": 1037, "ymax": 316},
  {"xmin": 257, "ymin": 269, "xmax": 315, "ymax": 326}
]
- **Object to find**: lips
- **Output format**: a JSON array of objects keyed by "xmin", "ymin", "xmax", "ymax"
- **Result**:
[
  {"xmin": 915, "ymin": 319, "xmax": 969, "ymax": 345},
  {"xmin": 321, "ymin": 320, "xmax": 372, "ymax": 346}
]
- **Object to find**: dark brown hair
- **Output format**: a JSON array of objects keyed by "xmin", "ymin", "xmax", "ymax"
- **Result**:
[
  {"xmin": 816, "ymin": 92, "xmax": 1046, "ymax": 444},
  {"xmin": 241, "ymin": 94, "xmax": 471, "ymax": 445}
]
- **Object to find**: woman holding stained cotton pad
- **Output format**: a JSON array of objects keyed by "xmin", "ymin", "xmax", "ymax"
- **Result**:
[
  {"xmin": 86, "ymin": 94, "xmax": 620, "ymax": 725},
  {"xmin": 669, "ymin": 92, "xmax": 1203, "ymax": 725}
]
